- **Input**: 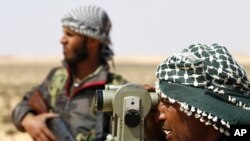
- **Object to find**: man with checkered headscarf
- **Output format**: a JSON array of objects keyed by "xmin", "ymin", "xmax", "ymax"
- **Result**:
[
  {"xmin": 153, "ymin": 43, "xmax": 250, "ymax": 141},
  {"xmin": 12, "ymin": 5, "xmax": 127, "ymax": 141}
]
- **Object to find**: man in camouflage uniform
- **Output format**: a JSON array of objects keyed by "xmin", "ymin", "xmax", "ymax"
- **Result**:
[{"xmin": 12, "ymin": 5, "xmax": 127, "ymax": 141}]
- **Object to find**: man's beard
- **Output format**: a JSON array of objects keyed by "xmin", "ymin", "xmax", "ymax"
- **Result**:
[{"xmin": 65, "ymin": 43, "xmax": 88, "ymax": 65}]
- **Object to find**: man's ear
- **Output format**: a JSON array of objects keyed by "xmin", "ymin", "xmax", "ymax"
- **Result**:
[
  {"xmin": 86, "ymin": 38, "xmax": 101, "ymax": 57},
  {"xmin": 87, "ymin": 38, "xmax": 100, "ymax": 49}
]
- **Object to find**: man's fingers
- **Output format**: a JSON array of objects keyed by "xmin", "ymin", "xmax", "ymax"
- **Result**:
[
  {"xmin": 37, "ymin": 131, "xmax": 51, "ymax": 141},
  {"xmin": 42, "ymin": 113, "xmax": 58, "ymax": 141},
  {"xmin": 42, "ymin": 127, "xmax": 57, "ymax": 141},
  {"xmin": 43, "ymin": 113, "xmax": 59, "ymax": 121},
  {"xmin": 142, "ymin": 84, "xmax": 155, "ymax": 92}
]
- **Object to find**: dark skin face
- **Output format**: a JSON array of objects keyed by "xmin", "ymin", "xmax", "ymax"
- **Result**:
[
  {"xmin": 60, "ymin": 26, "xmax": 101, "ymax": 80},
  {"xmin": 60, "ymin": 27, "xmax": 88, "ymax": 65},
  {"xmin": 155, "ymin": 99, "xmax": 220, "ymax": 141}
]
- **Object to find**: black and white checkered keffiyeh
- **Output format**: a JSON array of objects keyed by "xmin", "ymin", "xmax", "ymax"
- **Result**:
[
  {"xmin": 157, "ymin": 43, "xmax": 250, "ymax": 96},
  {"xmin": 156, "ymin": 43, "xmax": 250, "ymax": 136},
  {"xmin": 61, "ymin": 5, "xmax": 114, "ymax": 61}
]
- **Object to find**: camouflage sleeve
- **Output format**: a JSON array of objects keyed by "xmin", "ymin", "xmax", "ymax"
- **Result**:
[
  {"xmin": 107, "ymin": 73, "xmax": 128, "ymax": 85},
  {"xmin": 11, "ymin": 67, "xmax": 61, "ymax": 131},
  {"xmin": 11, "ymin": 87, "xmax": 38, "ymax": 131}
]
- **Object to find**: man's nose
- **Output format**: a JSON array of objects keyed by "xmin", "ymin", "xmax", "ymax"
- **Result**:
[
  {"xmin": 155, "ymin": 111, "xmax": 166, "ymax": 124},
  {"xmin": 60, "ymin": 35, "xmax": 67, "ymax": 45}
]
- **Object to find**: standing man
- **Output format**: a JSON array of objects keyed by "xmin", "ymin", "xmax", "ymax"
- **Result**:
[
  {"xmin": 154, "ymin": 43, "xmax": 250, "ymax": 141},
  {"xmin": 12, "ymin": 5, "xmax": 127, "ymax": 141}
]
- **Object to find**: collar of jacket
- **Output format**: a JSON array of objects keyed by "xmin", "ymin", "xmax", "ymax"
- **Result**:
[{"xmin": 62, "ymin": 61, "xmax": 110, "ymax": 97}]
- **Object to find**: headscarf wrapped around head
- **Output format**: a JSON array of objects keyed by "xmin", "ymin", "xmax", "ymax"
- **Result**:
[
  {"xmin": 155, "ymin": 43, "xmax": 250, "ymax": 136},
  {"xmin": 61, "ymin": 5, "xmax": 114, "ymax": 62}
]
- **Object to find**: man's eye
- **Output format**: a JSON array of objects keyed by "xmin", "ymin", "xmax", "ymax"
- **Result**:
[
  {"xmin": 160, "ymin": 98, "xmax": 170, "ymax": 104},
  {"xmin": 160, "ymin": 99, "xmax": 173, "ymax": 108},
  {"xmin": 159, "ymin": 102, "xmax": 167, "ymax": 107},
  {"xmin": 66, "ymin": 32, "xmax": 73, "ymax": 36},
  {"xmin": 64, "ymin": 30, "xmax": 75, "ymax": 36}
]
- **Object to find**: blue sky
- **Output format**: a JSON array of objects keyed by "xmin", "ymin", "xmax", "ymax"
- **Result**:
[{"xmin": 1, "ymin": 0, "xmax": 250, "ymax": 57}]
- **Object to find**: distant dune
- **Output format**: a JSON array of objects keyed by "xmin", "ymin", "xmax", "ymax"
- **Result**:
[
  {"xmin": 0, "ymin": 54, "xmax": 249, "ymax": 65},
  {"xmin": 0, "ymin": 55, "xmax": 165, "ymax": 65},
  {"xmin": 233, "ymin": 54, "xmax": 250, "ymax": 65}
]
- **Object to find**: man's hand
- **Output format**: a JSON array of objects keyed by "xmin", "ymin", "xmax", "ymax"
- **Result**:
[
  {"xmin": 21, "ymin": 113, "xmax": 58, "ymax": 141},
  {"xmin": 142, "ymin": 84, "xmax": 156, "ymax": 92}
]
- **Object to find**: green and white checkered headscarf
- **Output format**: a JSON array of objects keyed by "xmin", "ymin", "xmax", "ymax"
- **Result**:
[{"xmin": 156, "ymin": 43, "xmax": 250, "ymax": 136}]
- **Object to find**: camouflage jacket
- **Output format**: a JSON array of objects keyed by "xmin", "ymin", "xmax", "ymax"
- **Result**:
[{"xmin": 12, "ymin": 64, "xmax": 127, "ymax": 141}]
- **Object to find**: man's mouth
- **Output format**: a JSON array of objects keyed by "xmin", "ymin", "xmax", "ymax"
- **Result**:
[
  {"xmin": 163, "ymin": 128, "xmax": 172, "ymax": 140},
  {"xmin": 163, "ymin": 129, "xmax": 172, "ymax": 135}
]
